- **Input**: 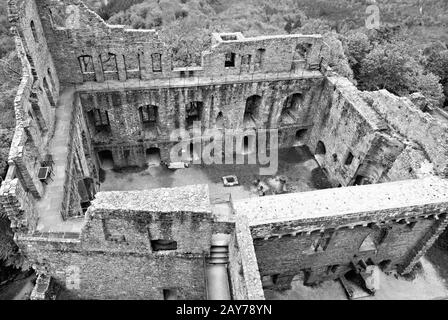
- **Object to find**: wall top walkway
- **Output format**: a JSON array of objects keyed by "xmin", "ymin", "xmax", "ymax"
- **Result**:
[
  {"xmin": 73, "ymin": 70, "xmax": 325, "ymax": 93},
  {"xmin": 233, "ymin": 176, "xmax": 448, "ymax": 227}
]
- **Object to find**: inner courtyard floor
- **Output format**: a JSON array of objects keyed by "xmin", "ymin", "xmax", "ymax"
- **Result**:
[{"xmin": 99, "ymin": 146, "xmax": 333, "ymax": 203}]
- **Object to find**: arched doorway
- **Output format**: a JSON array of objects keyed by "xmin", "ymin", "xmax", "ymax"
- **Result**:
[
  {"xmin": 280, "ymin": 93, "xmax": 303, "ymax": 125},
  {"xmin": 315, "ymin": 141, "xmax": 326, "ymax": 155},
  {"xmin": 146, "ymin": 147, "xmax": 161, "ymax": 166},
  {"xmin": 314, "ymin": 141, "xmax": 326, "ymax": 165},
  {"xmin": 216, "ymin": 112, "xmax": 224, "ymax": 128},
  {"xmin": 295, "ymin": 129, "xmax": 307, "ymax": 146},
  {"xmin": 98, "ymin": 150, "xmax": 114, "ymax": 170},
  {"xmin": 244, "ymin": 95, "xmax": 262, "ymax": 125},
  {"xmin": 186, "ymin": 101, "xmax": 203, "ymax": 129}
]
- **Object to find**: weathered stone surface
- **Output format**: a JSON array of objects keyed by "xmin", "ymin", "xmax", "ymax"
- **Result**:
[{"xmin": 2, "ymin": 0, "xmax": 448, "ymax": 300}]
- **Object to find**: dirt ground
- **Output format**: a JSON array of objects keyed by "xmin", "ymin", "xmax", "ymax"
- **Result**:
[{"xmin": 99, "ymin": 146, "xmax": 332, "ymax": 201}]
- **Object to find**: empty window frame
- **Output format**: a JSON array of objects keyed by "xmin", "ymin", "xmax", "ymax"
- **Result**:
[
  {"xmin": 30, "ymin": 21, "xmax": 38, "ymax": 43},
  {"xmin": 124, "ymin": 54, "xmax": 141, "ymax": 72},
  {"xmin": 100, "ymin": 53, "xmax": 118, "ymax": 73},
  {"xmin": 224, "ymin": 52, "xmax": 236, "ymax": 68},
  {"xmin": 186, "ymin": 101, "xmax": 203, "ymax": 128},
  {"xmin": 241, "ymin": 54, "xmax": 251, "ymax": 70},
  {"xmin": 151, "ymin": 239, "xmax": 178, "ymax": 251},
  {"xmin": 151, "ymin": 53, "xmax": 162, "ymax": 72},
  {"xmin": 78, "ymin": 55, "xmax": 95, "ymax": 74},
  {"xmin": 254, "ymin": 48, "xmax": 265, "ymax": 70}
]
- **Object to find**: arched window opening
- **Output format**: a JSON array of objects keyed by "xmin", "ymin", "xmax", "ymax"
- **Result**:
[
  {"xmin": 295, "ymin": 129, "xmax": 307, "ymax": 145},
  {"xmin": 280, "ymin": 93, "xmax": 303, "ymax": 125},
  {"xmin": 315, "ymin": 141, "xmax": 326, "ymax": 155},
  {"xmin": 354, "ymin": 175, "xmax": 371, "ymax": 186},
  {"xmin": 139, "ymin": 105, "xmax": 158, "ymax": 130},
  {"xmin": 216, "ymin": 112, "xmax": 224, "ymax": 128},
  {"xmin": 186, "ymin": 101, "xmax": 203, "ymax": 129}
]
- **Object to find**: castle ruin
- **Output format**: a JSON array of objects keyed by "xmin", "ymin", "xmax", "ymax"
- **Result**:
[{"xmin": 1, "ymin": 0, "xmax": 448, "ymax": 300}]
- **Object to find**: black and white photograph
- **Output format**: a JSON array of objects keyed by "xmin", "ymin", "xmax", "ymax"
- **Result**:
[{"xmin": 0, "ymin": 0, "xmax": 448, "ymax": 308}]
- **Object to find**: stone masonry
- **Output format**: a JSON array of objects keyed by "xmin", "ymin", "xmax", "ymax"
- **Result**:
[{"xmin": 0, "ymin": 0, "xmax": 448, "ymax": 300}]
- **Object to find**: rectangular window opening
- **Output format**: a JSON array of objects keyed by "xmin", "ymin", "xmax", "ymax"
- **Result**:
[
  {"xmin": 163, "ymin": 288, "xmax": 177, "ymax": 300},
  {"xmin": 224, "ymin": 52, "xmax": 236, "ymax": 68},
  {"xmin": 151, "ymin": 239, "xmax": 178, "ymax": 251},
  {"xmin": 152, "ymin": 53, "xmax": 162, "ymax": 72}
]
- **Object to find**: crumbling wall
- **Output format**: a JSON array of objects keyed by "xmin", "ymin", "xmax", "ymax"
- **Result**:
[
  {"xmin": 228, "ymin": 216, "xmax": 264, "ymax": 300},
  {"xmin": 17, "ymin": 185, "xmax": 213, "ymax": 299},
  {"xmin": 18, "ymin": 235, "xmax": 207, "ymax": 300},
  {"xmin": 233, "ymin": 177, "xmax": 448, "ymax": 289},
  {"xmin": 32, "ymin": 0, "xmax": 325, "ymax": 85},
  {"xmin": 79, "ymin": 78, "xmax": 324, "ymax": 166},
  {"xmin": 362, "ymin": 90, "xmax": 448, "ymax": 177}
]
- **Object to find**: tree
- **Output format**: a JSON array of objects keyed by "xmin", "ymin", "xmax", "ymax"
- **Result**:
[
  {"xmin": 359, "ymin": 42, "xmax": 415, "ymax": 94},
  {"xmin": 359, "ymin": 41, "xmax": 444, "ymax": 107},
  {"xmin": 408, "ymin": 72, "xmax": 444, "ymax": 107},
  {"xmin": 343, "ymin": 31, "xmax": 372, "ymax": 77},
  {"xmin": 425, "ymin": 49, "xmax": 448, "ymax": 107},
  {"xmin": 158, "ymin": 17, "xmax": 211, "ymax": 67}
]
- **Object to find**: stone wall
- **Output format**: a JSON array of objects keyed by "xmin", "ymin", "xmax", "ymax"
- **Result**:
[
  {"xmin": 308, "ymin": 76, "xmax": 407, "ymax": 186},
  {"xmin": 233, "ymin": 177, "xmax": 448, "ymax": 289},
  {"xmin": 17, "ymin": 185, "xmax": 214, "ymax": 299},
  {"xmin": 362, "ymin": 90, "xmax": 448, "ymax": 177},
  {"xmin": 0, "ymin": 0, "xmax": 62, "ymax": 232},
  {"xmin": 30, "ymin": 0, "xmax": 325, "ymax": 85},
  {"xmin": 228, "ymin": 215, "xmax": 265, "ymax": 300},
  {"xmin": 79, "ymin": 77, "xmax": 324, "ymax": 166}
]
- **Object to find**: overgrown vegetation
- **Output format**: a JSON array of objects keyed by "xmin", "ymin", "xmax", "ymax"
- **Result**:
[{"xmin": 82, "ymin": 0, "xmax": 448, "ymax": 107}]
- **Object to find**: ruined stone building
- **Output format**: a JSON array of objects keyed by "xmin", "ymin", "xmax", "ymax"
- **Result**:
[{"xmin": 1, "ymin": 0, "xmax": 448, "ymax": 300}]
